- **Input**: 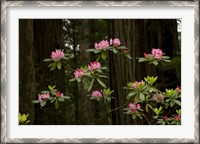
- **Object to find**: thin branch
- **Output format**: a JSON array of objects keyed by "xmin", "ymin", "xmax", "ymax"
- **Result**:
[
  {"xmin": 142, "ymin": 114, "xmax": 151, "ymax": 125},
  {"xmin": 108, "ymin": 103, "xmax": 127, "ymax": 113}
]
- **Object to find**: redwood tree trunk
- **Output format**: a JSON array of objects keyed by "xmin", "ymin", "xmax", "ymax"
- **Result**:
[
  {"xmin": 33, "ymin": 19, "xmax": 66, "ymax": 124},
  {"xmin": 19, "ymin": 19, "xmax": 36, "ymax": 124},
  {"xmin": 108, "ymin": 19, "xmax": 179, "ymax": 125}
]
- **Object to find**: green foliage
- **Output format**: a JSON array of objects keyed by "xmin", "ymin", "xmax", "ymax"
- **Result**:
[{"xmin": 19, "ymin": 113, "xmax": 30, "ymax": 125}]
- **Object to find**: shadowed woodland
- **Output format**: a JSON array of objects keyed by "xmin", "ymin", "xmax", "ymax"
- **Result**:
[{"xmin": 19, "ymin": 19, "xmax": 181, "ymax": 125}]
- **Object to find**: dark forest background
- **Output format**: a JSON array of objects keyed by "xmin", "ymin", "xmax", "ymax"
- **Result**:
[{"xmin": 19, "ymin": 19, "xmax": 181, "ymax": 125}]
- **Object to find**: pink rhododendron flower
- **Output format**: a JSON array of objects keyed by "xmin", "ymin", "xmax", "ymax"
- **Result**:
[
  {"xmin": 132, "ymin": 83, "xmax": 137, "ymax": 89},
  {"xmin": 152, "ymin": 94, "xmax": 164, "ymax": 101},
  {"xmin": 95, "ymin": 40, "xmax": 109, "ymax": 50},
  {"xmin": 175, "ymin": 86, "xmax": 181, "ymax": 93},
  {"xmin": 38, "ymin": 93, "xmax": 50, "ymax": 102},
  {"xmin": 152, "ymin": 94, "xmax": 158, "ymax": 101},
  {"xmin": 110, "ymin": 38, "xmax": 121, "ymax": 47},
  {"xmin": 151, "ymin": 48, "xmax": 163, "ymax": 59},
  {"xmin": 174, "ymin": 115, "xmax": 181, "ymax": 121},
  {"xmin": 128, "ymin": 102, "xmax": 140, "ymax": 113},
  {"xmin": 144, "ymin": 52, "xmax": 149, "ymax": 57},
  {"xmin": 132, "ymin": 80, "xmax": 144, "ymax": 89},
  {"xmin": 74, "ymin": 68, "xmax": 86, "ymax": 79},
  {"xmin": 91, "ymin": 90, "xmax": 102, "ymax": 97},
  {"xmin": 163, "ymin": 116, "xmax": 169, "ymax": 121},
  {"xmin": 123, "ymin": 48, "xmax": 129, "ymax": 54},
  {"xmin": 88, "ymin": 61, "xmax": 101, "ymax": 71},
  {"xmin": 137, "ymin": 104, "xmax": 141, "ymax": 109},
  {"xmin": 51, "ymin": 49, "xmax": 65, "ymax": 61},
  {"xmin": 56, "ymin": 91, "xmax": 64, "ymax": 97}
]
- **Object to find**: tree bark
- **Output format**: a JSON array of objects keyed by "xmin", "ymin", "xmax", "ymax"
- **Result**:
[
  {"xmin": 108, "ymin": 19, "xmax": 179, "ymax": 125},
  {"xmin": 19, "ymin": 19, "xmax": 35, "ymax": 124},
  {"xmin": 33, "ymin": 19, "xmax": 66, "ymax": 124}
]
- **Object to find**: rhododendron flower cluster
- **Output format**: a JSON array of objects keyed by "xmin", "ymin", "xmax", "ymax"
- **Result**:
[
  {"xmin": 174, "ymin": 115, "xmax": 181, "ymax": 121},
  {"xmin": 163, "ymin": 116, "xmax": 169, "ymax": 121},
  {"xmin": 38, "ymin": 93, "xmax": 50, "ymax": 102},
  {"xmin": 74, "ymin": 68, "xmax": 86, "ymax": 79},
  {"xmin": 144, "ymin": 52, "xmax": 149, "ymax": 57},
  {"xmin": 175, "ymin": 86, "xmax": 181, "ymax": 93},
  {"xmin": 88, "ymin": 61, "xmax": 101, "ymax": 70},
  {"xmin": 151, "ymin": 48, "xmax": 163, "ymax": 59},
  {"xmin": 128, "ymin": 102, "xmax": 140, "ymax": 113},
  {"xmin": 152, "ymin": 93, "xmax": 164, "ymax": 102},
  {"xmin": 51, "ymin": 49, "xmax": 65, "ymax": 61},
  {"xmin": 95, "ymin": 40, "xmax": 109, "ymax": 50},
  {"xmin": 132, "ymin": 80, "xmax": 144, "ymax": 89},
  {"xmin": 91, "ymin": 90, "xmax": 103, "ymax": 97},
  {"xmin": 110, "ymin": 38, "xmax": 121, "ymax": 47},
  {"xmin": 56, "ymin": 91, "xmax": 64, "ymax": 97}
]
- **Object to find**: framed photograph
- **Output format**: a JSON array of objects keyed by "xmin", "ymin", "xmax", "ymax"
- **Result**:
[{"xmin": 1, "ymin": 1, "xmax": 199, "ymax": 143}]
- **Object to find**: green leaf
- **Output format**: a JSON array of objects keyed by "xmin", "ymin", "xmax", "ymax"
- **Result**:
[
  {"xmin": 145, "ymin": 104, "xmax": 149, "ymax": 112},
  {"xmin": 162, "ymin": 56, "xmax": 170, "ymax": 59},
  {"xmin": 90, "ymin": 96, "xmax": 96, "ymax": 100},
  {"xmin": 165, "ymin": 99, "xmax": 171, "ymax": 103},
  {"xmin": 174, "ymin": 99, "xmax": 181, "ymax": 106},
  {"xmin": 86, "ymin": 49, "xmax": 95, "ymax": 52},
  {"xmin": 126, "ymin": 54, "xmax": 132, "ymax": 59},
  {"xmin": 112, "ymin": 49, "xmax": 118, "ymax": 54},
  {"xmin": 97, "ymin": 78, "xmax": 106, "ymax": 88},
  {"xmin": 40, "ymin": 101, "xmax": 46, "ymax": 107},
  {"xmin": 50, "ymin": 99, "xmax": 56, "ymax": 103},
  {"xmin": 117, "ymin": 46, "xmax": 126, "ymax": 49},
  {"xmin": 58, "ymin": 97, "xmax": 65, "ymax": 102},
  {"xmin": 94, "ymin": 49, "xmax": 101, "ymax": 54},
  {"xmin": 139, "ymin": 93, "xmax": 145, "ymax": 101},
  {"xmin": 69, "ymin": 78, "xmax": 76, "ymax": 82},
  {"xmin": 164, "ymin": 60, "xmax": 171, "ymax": 62},
  {"xmin": 32, "ymin": 100, "xmax": 39, "ymax": 104},
  {"xmin": 101, "ymin": 52, "xmax": 107, "ymax": 60},
  {"xmin": 101, "ymin": 67, "xmax": 108, "ymax": 70},
  {"xmin": 152, "ymin": 61, "xmax": 159, "ymax": 65},
  {"xmin": 48, "ymin": 85, "xmax": 55, "ymax": 91},
  {"xmin": 57, "ymin": 61, "xmax": 61, "ymax": 70},
  {"xmin": 43, "ymin": 58, "xmax": 52, "ymax": 62},
  {"xmin": 127, "ymin": 91, "xmax": 136, "ymax": 98},
  {"xmin": 138, "ymin": 58, "xmax": 146, "ymax": 62},
  {"xmin": 55, "ymin": 99, "xmax": 59, "ymax": 109},
  {"xmin": 96, "ymin": 69, "xmax": 103, "ymax": 73},
  {"xmin": 41, "ymin": 90, "xmax": 50, "ymax": 94},
  {"xmin": 98, "ymin": 75, "xmax": 108, "ymax": 78},
  {"xmin": 134, "ymin": 95, "xmax": 139, "ymax": 102},
  {"xmin": 63, "ymin": 96, "xmax": 70, "ymax": 99},
  {"xmin": 88, "ymin": 79, "xmax": 94, "ymax": 92},
  {"xmin": 77, "ymin": 78, "xmax": 81, "ymax": 82}
]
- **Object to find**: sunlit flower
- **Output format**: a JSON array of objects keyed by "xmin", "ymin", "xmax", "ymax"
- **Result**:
[
  {"xmin": 151, "ymin": 48, "xmax": 163, "ymax": 59},
  {"xmin": 88, "ymin": 61, "xmax": 101, "ymax": 71},
  {"xmin": 91, "ymin": 90, "xmax": 102, "ymax": 97},
  {"xmin": 95, "ymin": 40, "xmax": 109, "ymax": 50},
  {"xmin": 74, "ymin": 68, "xmax": 86, "ymax": 79},
  {"xmin": 51, "ymin": 49, "xmax": 65, "ymax": 61}
]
